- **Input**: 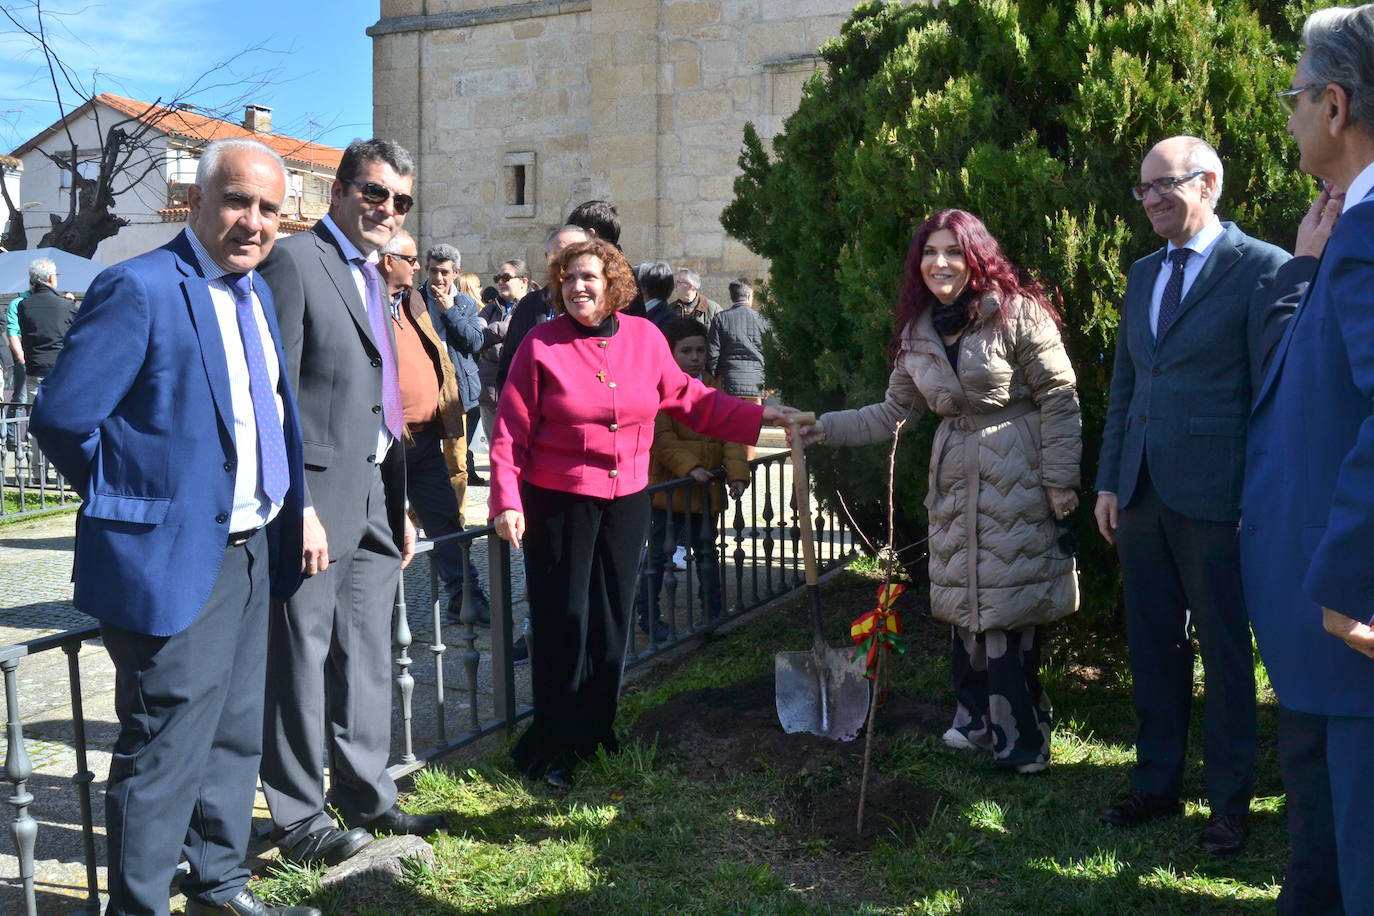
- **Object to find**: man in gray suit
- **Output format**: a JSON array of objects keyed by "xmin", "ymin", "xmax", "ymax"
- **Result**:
[
  {"xmin": 1094, "ymin": 136, "xmax": 1288, "ymax": 856},
  {"xmin": 259, "ymin": 138, "xmax": 443, "ymax": 867}
]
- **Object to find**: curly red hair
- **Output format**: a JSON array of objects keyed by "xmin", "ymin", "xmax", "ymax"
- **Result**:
[
  {"xmin": 548, "ymin": 239, "xmax": 637, "ymax": 319},
  {"xmin": 890, "ymin": 209, "xmax": 1062, "ymax": 360}
]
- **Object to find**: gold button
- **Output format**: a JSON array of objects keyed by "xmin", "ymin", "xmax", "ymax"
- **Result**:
[
  {"xmin": 609, "ymin": 469, "xmax": 618, "ymax": 478},
  {"xmin": 598, "ymin": 340, "xmax": 608, "ymax": 348},
  {"xmin": 609, "ymin": 423, "xmax": 618, "ymax": 431},
  {"xmin": 608, "ymin": 381, "xmax": 617, "ymax": 388}
]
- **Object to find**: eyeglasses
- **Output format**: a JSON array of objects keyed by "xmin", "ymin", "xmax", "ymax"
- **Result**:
[
  {"xmin": 343, "ymin": 178, "xmax": 414, "ymax": 214},
  {"xmin": 1130, "ymin": 170, "xmax": 1205, "ymax": 201},
  {"xmin": 494, "ymin": 273, "xmax": 525, "ymax": 283},
  {"xmin": 1277, "ymin": 83, "xmax": 1327, "ymax": 113},
  {"xmin": 386, "ymin": 252, "xmax": 419, "ymax": 265}
]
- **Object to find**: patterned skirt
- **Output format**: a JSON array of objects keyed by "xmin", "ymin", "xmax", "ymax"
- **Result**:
[{"xmin": 946, "ymin": 624, "xmax": 1053, "ymax": 769}]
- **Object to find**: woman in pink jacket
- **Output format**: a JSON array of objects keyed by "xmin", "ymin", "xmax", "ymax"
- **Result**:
[{"xmin": 490, "ymin": 238, "xmax": 793, "ymax": 788}]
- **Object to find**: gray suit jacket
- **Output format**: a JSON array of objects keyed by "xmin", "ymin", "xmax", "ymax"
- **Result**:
[
  {"xmin": 258, "ymin": 222, "xmax": 406, "ymax": 552},
  {"xmin": 1095, "ymin": 221, "xmax": 1289, "ymax": 522}
]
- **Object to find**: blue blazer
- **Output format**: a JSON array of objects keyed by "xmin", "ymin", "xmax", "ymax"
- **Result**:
[
  {"xmin": 30, "ymin": 231, "xmax": 305, "ymax": 637},
  {"xmin": 1242, "ymin": 198, "xmax": 1374, "ymax": 717},
  {"xmin": 1096, "ymin": 222, "xmax": 1288, "ymax": 521}
]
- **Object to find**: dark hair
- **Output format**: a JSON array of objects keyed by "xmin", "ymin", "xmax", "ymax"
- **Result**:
[
  {"xmin": 337, "ymin": 138, "xmax": 414, "ymax": 184},
  {"xmin": 662, "ymin": 315, "xmax": 709, "ymax": 349},
  {"xmin": 638, "ymin": 260, "xmax": 675, "ymax": 300},
  {"xmin": 500, "ymin": 258, "xmax": 530, "ymax": 280},
  {"xmin": 566, "ymin": 199, "xmax": 621, "ymax": 246},
  {"xmin": 728, "ymin": 277, "xmax": 752, "ymax": 303},
  {"xmin": 890, "ymin": 209, "xmax": 1061, "ymax": 360},
  {"xmin": 548, "ymin": 238, "xmax": 637, "ymax": 317}
]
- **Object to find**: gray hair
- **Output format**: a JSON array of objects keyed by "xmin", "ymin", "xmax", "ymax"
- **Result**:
[
  {"xmin": 337, "ymin": 138, "xmax": 414, "ymax": 184},
  {"xmin": 28, "ymin": 257, "xmax": 57, "ymax": 288},
  {"xmin": 500, "ymin": 258, "xmax": 530, "ymax": 279},
  {"xmin": 1181, "ymin": 137, "xmax": 1225, "ymax": 204},
  {"xmin": 1302, "ymin": 5, "xmax": 1374, "ymax": 137},
  {"xmin": 545, "ymin": 225, "xmax": 588, "ymax": 250},
  {"xmin": 380, "ymin": 230, "xmax": 416, "ymax": 256},
  {"xmin": 195, "ymin": 138, "xmax": 287, "ymax": 188},
  {"xmin": 676, "ymin": 267, "xmax": 701, "ymax": 289},
  {"xmin": 424, "ymin": 243, "xmax": 460, "ymax": 268}
]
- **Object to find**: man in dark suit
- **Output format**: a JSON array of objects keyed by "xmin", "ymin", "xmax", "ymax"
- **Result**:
[
  {"xmin": 31, "ymin": 138, "xmax": 315, "ymax": 916},
  {"xmin": 258, "ymin": 138, "xmax": 442, "ymax": 868},
  {"xmin": 1245, "ymin": 7, "xmax": 1374, "ymax": 911},
  {"xmin": 1094, "ymin": 135, "xmax": 1288, "ymax": 856}
]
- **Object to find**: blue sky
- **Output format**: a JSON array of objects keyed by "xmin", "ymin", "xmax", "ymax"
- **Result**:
[{"xmin": 0, "ymin": 0, "xmax": 376, "ymax": 152}]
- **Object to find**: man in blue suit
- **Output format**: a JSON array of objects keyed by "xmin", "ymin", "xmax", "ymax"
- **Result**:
[
  {"xmin": 1245, "ymin": 7, "xmax": 1374, "ymax": 912},
  {"xmin": 30, "ymin": 139, "xmax": 315, "ymax": 916},
  {"xmin": 1094, "ymin": 136, "xmax": 1289, "ymax": 856}
]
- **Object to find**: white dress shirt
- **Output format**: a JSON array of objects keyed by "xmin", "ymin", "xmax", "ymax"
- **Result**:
[
  {"xmin": 183, "ymin": 227, "xmax": 284, "ymax": 532},
  {"xmin": 1149, "ymin": 215, "xmax": 1225, "ymax": 336}
]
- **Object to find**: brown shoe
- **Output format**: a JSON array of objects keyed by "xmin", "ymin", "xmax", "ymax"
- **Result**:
[
  {"xmin": 1098, "ymin": 789, "xmax": 1182, "ymax": 827},
  {"xmin": 1198, "ymin": 813, "xmax": 1248, "ymax": 857}
]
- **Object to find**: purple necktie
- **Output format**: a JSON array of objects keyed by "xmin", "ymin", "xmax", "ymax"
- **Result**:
[
  {"xmin": 1156, "ymin": 247, "xmax": 1192, "ymax": 339},
  {"xmin": 228, "ymin": 274, "xmax": 289, "ymax": 505},
  {"xmin": 356, "ymin": 258, "xmax": 404, "ymax": 441}
]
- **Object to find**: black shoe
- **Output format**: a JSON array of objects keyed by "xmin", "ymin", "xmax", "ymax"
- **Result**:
[
  {"xmin": 280, "ymin": 826, "xmax": 373, "ymax": 867},
  {"xmin": 512, "ymin": 635, "xmax": 529, "ymax": 665},
  {"xmin": 186, "ymin": 888, "xmax": 322, "ymax": 915},
  {"xmin": 468, "ymin": 472, "xmax": 487, "ymax": 486},
  {"xmin": 1198, "ymin": 813, "xmax": 1248, "ymax": 857},
  {"xmin": 358, "ymin": 802, "xmax": 446, "ymax": 837},
  {"xmin": 1098, "ymin": 790, "xmax": 1182, "ymax": 828},
  {"xmin": 639, "ymin": 617, "xmax": 670, "ymax": 643},
  {"xmin": 446, "ymin": 589, "xmax": 492, "ymax": 627}
]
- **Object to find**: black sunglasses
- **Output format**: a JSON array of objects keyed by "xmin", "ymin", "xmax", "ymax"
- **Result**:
[
  {"xmin": 494, "ymin": 273, "xmax": 526, "ymax": 283},
  {"xmin": 386, "ymin": 252, "xmax": 419, "ymax": 265},
  {"xmin": 343, "ymin": 178, "xmax": 414, "ymax": 215}
]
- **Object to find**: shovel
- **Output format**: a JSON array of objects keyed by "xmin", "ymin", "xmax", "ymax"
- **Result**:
[{"xmin": 774, "ymin": 412, "xmax": 871, "ymax": 741}]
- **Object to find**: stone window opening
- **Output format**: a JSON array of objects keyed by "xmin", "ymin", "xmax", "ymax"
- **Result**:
[{"xmin": 503, "ymin": 151, "xmax": 535, "ymax": 219}]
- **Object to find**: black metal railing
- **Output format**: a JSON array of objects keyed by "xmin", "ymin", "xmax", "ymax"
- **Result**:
[
  {"xmin": 0, "ymin": 448, "xmax": 853, "ymax": 914},
  {"xmin": 0, "ymin": 401, "xmax": 78, "ymax": 521}
]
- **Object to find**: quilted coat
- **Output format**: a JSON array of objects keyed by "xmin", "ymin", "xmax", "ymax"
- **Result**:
[
  {"xmin": 649, "ymin": 373, "xmax": 750, "ymax": 515},
  {"xmin": 821, "ymin": 293, "xmax": 1082, "ymax": 632}
]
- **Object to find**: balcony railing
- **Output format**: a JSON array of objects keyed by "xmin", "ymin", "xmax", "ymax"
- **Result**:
[{"xmin": 0, "ymin": 402, "xmax": 78, "ymax": 521}]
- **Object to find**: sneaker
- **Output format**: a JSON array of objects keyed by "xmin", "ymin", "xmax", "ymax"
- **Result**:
[
  {"xmin": 511, "ymin": 635, "xmax": 529, "ymax": 665},
  {"xmin": 671, "ymin": 546, "xmax": 688, "ymax": 571},
  {"xmin": 942, "ymin": 727, "xmax": 977, "ymax": 751}
]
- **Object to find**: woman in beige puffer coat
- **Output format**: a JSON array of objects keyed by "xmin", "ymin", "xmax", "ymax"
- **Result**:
[{"xmin": 801, "ymin": 209, "xmax": 1081, "ymax": 773}]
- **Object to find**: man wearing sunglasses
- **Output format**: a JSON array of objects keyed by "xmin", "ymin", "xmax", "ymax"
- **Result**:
[
  {"xmin": 1094, "ymin": 135, "xmax": 1288, "ymax": 857},
  {"xmin": 258, "ymin": 138, "xmax": 444, "ymax": 870},
  {"xmin": 1244, "ymin": 6, "xmax": 1374, "ymax": 912}
]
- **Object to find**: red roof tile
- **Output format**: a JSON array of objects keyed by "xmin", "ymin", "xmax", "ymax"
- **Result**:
[{"xmin": 96, "ymin": 93, "xmax": 342, "ymax": 171}]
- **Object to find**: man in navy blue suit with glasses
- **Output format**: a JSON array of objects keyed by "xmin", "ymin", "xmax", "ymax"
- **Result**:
[
  {"xmin": 1244, "ymin": 6, "xmax": 1374, "ymax": 913},
  {"xmin": 31, "ymin": 138, "xmax": 313, "ymax": 916}
]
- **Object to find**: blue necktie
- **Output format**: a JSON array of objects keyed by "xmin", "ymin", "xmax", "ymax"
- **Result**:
[
  {"xmin": 1156, "ymin": 247, "xmax": 1192, "ymax": 339},
  {"xmin": 355, "ymin": 258, "xmax": 405, "ymax": 441},
  {"xmin": 228, "ymin": 274, "xmax": 288, "ymax": 505}
]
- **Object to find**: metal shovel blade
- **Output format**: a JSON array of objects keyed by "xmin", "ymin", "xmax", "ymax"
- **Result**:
[{"xmin": 774, "ymin": 644, "xmax": 871, "ymax": 742}]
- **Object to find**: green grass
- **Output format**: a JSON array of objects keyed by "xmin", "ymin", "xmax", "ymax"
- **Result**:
[
  {"xmin": 1, "ymin": 491, "xmax": 77, "ymax": 523},
  {"xmin": 254, "ymin": 568, "xmax": 1286, "ymax": 914}
]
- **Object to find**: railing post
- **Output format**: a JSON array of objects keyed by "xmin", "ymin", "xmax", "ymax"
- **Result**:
[
  {"xmin": 459, "ymin": 543, "xmax": 481, "ymax": 733},
  {"xmin": 2, "ymin": 654, "xmax": 37, "ymax": 916},
  {"xmin": 487, "ymin": 535, "xmax": 516, "ymax": 735},
  {"xmin": 428, "ymin": 559, "xmax": 448, "ymax": 747},
  {"xmin": 393, "ymin": 579, "xmax": 415, "ymax": 765},
  {"xmin": 62, "ymin": 642, "xmax": 100, "ymax": 913}
]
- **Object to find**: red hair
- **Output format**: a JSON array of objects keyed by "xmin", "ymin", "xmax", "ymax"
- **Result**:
[{"xmin": 889, "ymin": 209, "xmax": 1062, "ymax": 360}]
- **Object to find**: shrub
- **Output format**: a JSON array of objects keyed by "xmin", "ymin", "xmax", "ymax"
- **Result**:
[{"xmin": 723, "ymin": 0, "xmax": 1314, "ymax": 661}]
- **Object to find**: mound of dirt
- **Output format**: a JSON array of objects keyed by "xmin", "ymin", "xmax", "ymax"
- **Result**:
[{"xmin": 630, "ymin": 674, "xmax": 943, "ymax": 850}]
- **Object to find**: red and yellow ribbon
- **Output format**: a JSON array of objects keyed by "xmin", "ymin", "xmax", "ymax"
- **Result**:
[{"xmin": 850, "ymin": 583, "xmax": 907, "ymax": 682}]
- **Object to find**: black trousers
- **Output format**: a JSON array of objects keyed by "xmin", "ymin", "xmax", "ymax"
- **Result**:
[
  {"xmin": 465, "ymin": 404, "xmax": 482, "ymax": 474},
  {"xmin": 1116, "ymin": 464, "xmax": 1256, "ymax": 814},
  {"xmin": 405, "ymin": 425, "xmax": 472, "ymax": 603},
  {"xmin": 102, "ymin": 529, "xmax": 268, "ymax": 915},
  {"xmin": 512, "ymin": 483, "xmax": 650, "ymax": 778}
]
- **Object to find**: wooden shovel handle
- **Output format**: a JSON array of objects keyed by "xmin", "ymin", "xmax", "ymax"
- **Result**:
[{"xmin": 787, "ymin": 415, "xmax": 819, "ymax": 587}]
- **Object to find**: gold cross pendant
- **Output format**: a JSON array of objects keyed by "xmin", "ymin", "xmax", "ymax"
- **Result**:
[{"xmin": 596, "ymin": 369, "xmax": 607, "ymax": 383}]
